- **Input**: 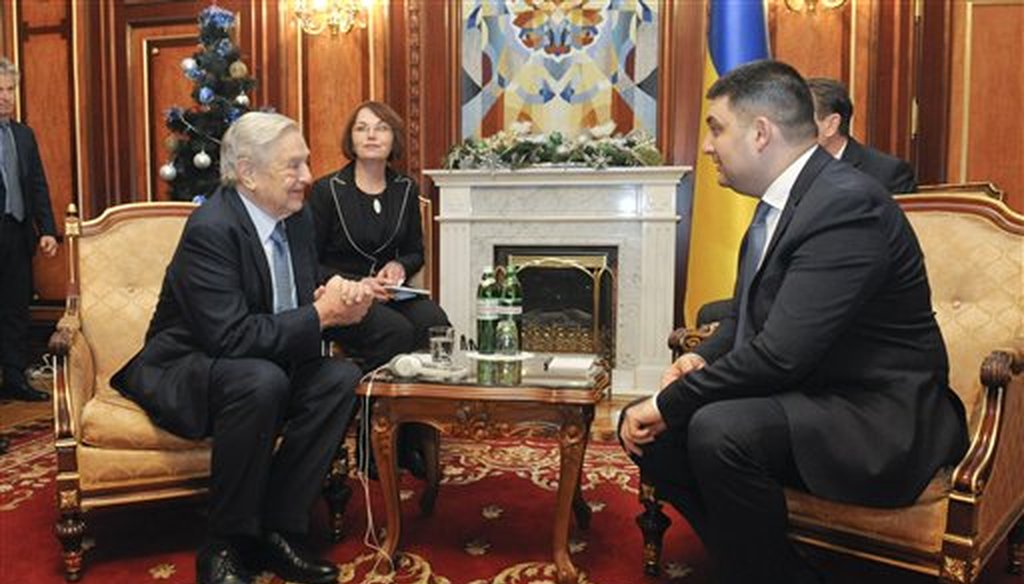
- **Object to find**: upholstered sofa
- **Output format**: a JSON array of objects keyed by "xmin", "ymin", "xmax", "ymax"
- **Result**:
[
  {"xmin": 639, "ymin": 191, "xmax": 1024, "ymax": 583},
  {"xmin": 48, "ymin": 202, "xmax": 351, "ymax": 580}
]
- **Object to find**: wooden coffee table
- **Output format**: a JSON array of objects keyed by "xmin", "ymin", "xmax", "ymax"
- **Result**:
[{"xmin": 358, "ymin": 364, "xmax": 609, "ymax": 584}]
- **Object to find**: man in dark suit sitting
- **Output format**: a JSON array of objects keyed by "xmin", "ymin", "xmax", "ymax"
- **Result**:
[
  {"xmin": 113, "ymin": 112, "xmax": 372, "ymax": 584},
  {"xmin": 620, "ymin": 61, "xmax": 966, "ymax": 584},
  {"xmin": 808, "ymin": 76, "xmax": 917, "ymax": 193},
  {"xmin": 0, "ymin": 57, "xmax": 58, "ymax": 402}
]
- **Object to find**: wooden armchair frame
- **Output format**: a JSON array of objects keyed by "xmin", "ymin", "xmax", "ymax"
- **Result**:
[{"xmin": 639, "ymin": 193, "xmax": 1024, "ymax": 583}]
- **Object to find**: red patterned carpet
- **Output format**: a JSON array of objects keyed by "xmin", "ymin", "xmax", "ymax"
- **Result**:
[{"xmin": 0, "ymin": 418, "xmax": 1019, "ymax": 584}]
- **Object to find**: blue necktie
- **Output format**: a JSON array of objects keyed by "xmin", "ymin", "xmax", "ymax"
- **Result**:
[
  {"xmin": 270, "ymin": 221, "xmax": 296, "ymax": 314},
  {"xmin": 0, "ymin": 123, "xmax": 23, "ymax": 221},
  {"xmin": 733, "ymin": 201, "xmax": 772, "ymax": 349}
]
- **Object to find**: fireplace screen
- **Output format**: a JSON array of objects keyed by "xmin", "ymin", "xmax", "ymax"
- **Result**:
[{"xmin": 495, "ymin": 246, "xmax": 617, "ymax": 365}]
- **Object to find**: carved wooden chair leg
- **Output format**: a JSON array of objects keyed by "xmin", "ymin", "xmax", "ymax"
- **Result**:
[
  {"xmin": 323, "ymin": 442, "xmax": 352, "ymax": 542},
  {"xmin": 419, "ymin": 426, "xmax": 441, "ymax": 517},
  {"xmin": 55, "ymin": 511, "xmax": 86, "ymax": 581},
  {"xmin": 1009, "ymin": 516, "xmax": 1024, "ymax": 575},
  {"xmin": 636, "ymin": 480, "xmax": 671, "ymax": 577},
  {"xmin": 572, "ymin": 483, "xmax": 592, "ymax": 530}
]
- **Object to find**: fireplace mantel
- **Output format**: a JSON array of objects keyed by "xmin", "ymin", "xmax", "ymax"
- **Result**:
[{"xmin": 424, "ymin": 166, "xmax": 691, "ymax": 395}]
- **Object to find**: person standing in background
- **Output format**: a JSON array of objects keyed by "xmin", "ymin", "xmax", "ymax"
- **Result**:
[
  {"xmin": 807, "ymin": 77, "xmax": 917, "ymax": 194},
  {"xmin": 0, "ymin": 57, "xmax": 58, "ymax": 403}
]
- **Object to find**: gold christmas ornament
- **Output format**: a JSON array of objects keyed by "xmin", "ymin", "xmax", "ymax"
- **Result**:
[
  {"xmin": 229, "ymin": 61, "xmax": 248, "ymax": 79},
  {"xmin": 164, "ymin": 136, "xmax": 178, "ymax": 152}
]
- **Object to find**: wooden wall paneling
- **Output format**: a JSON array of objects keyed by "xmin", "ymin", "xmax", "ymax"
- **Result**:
[
  {"xmin": 769, "ymin": 0, "xmax": 849, "ymax": 81},
  {"xmin": 913, "ymin": 0, "xmax": 952, "ymax": 185},
  {"xmin": 129, "ymin": 24, "xmax": 198, "ymax": 201},
  {"xmin": 870, "ymin": 0, "xmax": 915, "ymax": 158},
  {"xmin": 20, "ymin": 0, "xmax": 74, "ymax": 302},
  {"xmin": 952, "ymin": 0, "xmax": 1024, "ymax": 211},
  {"xmin": 302, "ymin": 25, "xmax": 371, "ymax": 178},
  {"xmin": 665, "ymin": 0, "xmax": 708, "ymax": 327},
  {"xmin": 849, "ymin": 0, "xmax": 873, "ymax": 142}
]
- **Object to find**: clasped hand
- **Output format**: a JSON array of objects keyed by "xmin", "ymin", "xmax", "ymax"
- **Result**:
[
  {"xmin": 313, "ymin": 275, "xmax": 373, "ymax": 328},
  {"xmin": 619, "ymin": 352, "xmax": 706, "ymax": 457}
]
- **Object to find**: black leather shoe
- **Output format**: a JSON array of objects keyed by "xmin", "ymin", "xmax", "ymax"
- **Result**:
[
  {"xmin": 196, "ymin": 542, "xmax": 253, "ymax": 584},
  {"xmin": 400, "ymin": 447, "xmax": 428, "ymax": 480},
  {"xmin": 1, "ymin": 382, "xmax": 49, "ymax": 402},
  {"xmin": 258, "ymin": 531, "xmax": 338, "ymax": 584}
]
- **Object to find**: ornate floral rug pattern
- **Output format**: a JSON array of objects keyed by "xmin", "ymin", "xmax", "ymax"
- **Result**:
[{"xmin": 1, "ymin": 427, "xmax": 707, "ymax": 584}]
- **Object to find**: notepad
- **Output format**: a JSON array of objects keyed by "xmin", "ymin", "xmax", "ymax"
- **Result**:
[{"xmin": 385, "ymin": 285, "xmax": 431, "ymax": 301}]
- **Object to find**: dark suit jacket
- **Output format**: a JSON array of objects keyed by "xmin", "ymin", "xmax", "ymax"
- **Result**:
[
  {"xmin": 6, "ymin": 121, "xmax": 57, "ymax": 252},
  {"xmin": 660, "ymin": 147, "xmax": 966, "ymax": 508},
  {"xmin": 308, "ymin": 162, "xmax": 425, "ymax": 281},
  {"xmin": 841, "ymin": 137, "xmax": 917, "ymax": 194},
  {"xmin": 111, "ymin": 188, "xmax": 322, "ymax": 439}
]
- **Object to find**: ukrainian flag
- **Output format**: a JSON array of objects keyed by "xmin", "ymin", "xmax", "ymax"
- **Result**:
[{"xmin": 684, "ymin": 0, "xmax": 771, "ymax": 326}]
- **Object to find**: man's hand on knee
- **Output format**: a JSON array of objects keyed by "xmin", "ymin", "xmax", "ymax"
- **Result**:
[{"xmin": 619, "ymin": 398, "xmax": 667, "ymax": 457}]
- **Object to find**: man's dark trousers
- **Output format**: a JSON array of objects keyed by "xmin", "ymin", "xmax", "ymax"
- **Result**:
[
  {"xmin": 207, "ymin": 356, "xmax": 360, "ymax": 537},
  {"xmin": 633, "ymin": 397, "xmax": 814, "ymax": 584},
  {"xmin": 0, "ymin": 217, "xmax": 32, "ymax": 384}
]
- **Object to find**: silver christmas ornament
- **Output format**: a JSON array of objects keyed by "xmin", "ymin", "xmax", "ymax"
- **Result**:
[
  {"xmin": 180, "ymin": 57, "xmax": 197, "ymax": 72},
  {"xmin": 193, "ymin": 150, "xmax": 212, "ymax": 169},
  {"xmin": 159, "ymin": 162, "xmax": 177, "ymax": 181},
  {"xmin": 235, "ymin": 93, "xmax": 250, "ymax": 107}
]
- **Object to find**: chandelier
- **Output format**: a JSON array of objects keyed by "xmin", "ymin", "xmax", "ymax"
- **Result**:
[
  {"xmin": 294, "ymin": 0, "xmax": 369, "ymax": 36},
  {"xmin": 784, "ymin": 0, "xmax": 848, "ymax": 12}
]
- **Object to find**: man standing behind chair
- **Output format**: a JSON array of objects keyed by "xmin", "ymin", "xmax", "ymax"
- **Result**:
[
  {"xmin": 808, "ymin": 76, "xmax": 917, "ymax": 193},
  {"xmin": 0, "ymin": 57, "xmax": 57, "ymax": 402},
  {"xmin": 113, "ymin": 112, "xmax": 372, "ymax": 584},
  {"xmin": 620, "ymin": 61, "xmax": 966, "ymax": 583}
]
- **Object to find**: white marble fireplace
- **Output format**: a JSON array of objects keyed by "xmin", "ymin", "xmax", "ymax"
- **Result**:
[{"xmin": 424, "ymin": 166, "xmax": 690, "ymax": 395}]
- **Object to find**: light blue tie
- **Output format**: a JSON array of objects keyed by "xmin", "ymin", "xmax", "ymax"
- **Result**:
[
  {"xmin": 0, "ymin": 124, "xmax": 23, "ymax": 221},
  {"xmin": 270, "ymin": 221, "xmax": 296, "ymax": 313},
  {"xmin": 733, "ymin": 201, "xmax": 772, "ymax": 349}
]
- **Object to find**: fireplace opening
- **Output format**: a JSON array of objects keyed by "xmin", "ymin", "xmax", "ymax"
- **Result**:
[{"xmin": 494, "ymin": 246, "xmax": 617, "ymax": 366}]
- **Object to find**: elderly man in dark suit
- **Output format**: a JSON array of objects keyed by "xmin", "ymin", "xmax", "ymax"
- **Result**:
[
  {"xmin": 620, "ymin": 61, "xmax": 966, "ymax": 584},
  {"xmin": 0, "ymin": 57, "xmax": 58, "ymax": 402},
  {"xmin": 113, "ymin": 112, "xmax": 372, "ymax": 584},
  {"xmin": 808, "ymin": 76, "xmax": 917, "ymax": 193}
]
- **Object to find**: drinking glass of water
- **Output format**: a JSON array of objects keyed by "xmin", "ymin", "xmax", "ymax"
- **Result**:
[{"xmin": 429, "ymin": 325, "xmax": 455, "ymax": 368}]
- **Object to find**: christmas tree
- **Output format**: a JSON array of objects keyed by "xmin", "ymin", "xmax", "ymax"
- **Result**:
[{"xmin": 159, "ymin": 5, "xmax": 257, "ymax": 202}]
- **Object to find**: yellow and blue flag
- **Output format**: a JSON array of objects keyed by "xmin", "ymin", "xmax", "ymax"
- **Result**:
[{"xmin": 684, "ymin": 0, "xmax": 770, "ymax": 326}]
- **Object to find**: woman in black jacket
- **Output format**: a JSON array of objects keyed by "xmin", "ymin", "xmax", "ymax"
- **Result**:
[{"xmin": 308, "ymin": 100, "xmax": 449, "ymax": 371}]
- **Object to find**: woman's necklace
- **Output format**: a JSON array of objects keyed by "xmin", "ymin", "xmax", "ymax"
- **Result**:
[{"xmin": 372, "ymin": 198, "xmax": 382, "ymax": 214}]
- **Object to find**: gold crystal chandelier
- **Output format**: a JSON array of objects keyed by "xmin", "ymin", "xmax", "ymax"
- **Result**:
[
  {"xmin": 294, "ymin": 0, "xmax": 369, "ymax": 36},
  {"xmin": 784, "ymin": 0, "xmax": 848, "ymax": 12}
]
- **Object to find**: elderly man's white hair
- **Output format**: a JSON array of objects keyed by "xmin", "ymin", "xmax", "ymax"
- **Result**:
[
  {"xmin": 220, "ymin": 112, "xmax": 299, "ymax": 186},
  {"xmin": 0, "ymin": 57, "xmax": 19, "ymax": 81}
]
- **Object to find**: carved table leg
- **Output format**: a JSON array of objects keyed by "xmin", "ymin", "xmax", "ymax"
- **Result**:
[
  {"xmin": 554, "ymin": 406, "xmax": 589, "ymax": 584},
  {"xmin": 323, "ymin": 441, "xmax": 352, "ymax": 542},
  {"xmin": 636, "ymin": 481, "xmax": 671, "ymax": 576},
  {"xmin": 572, "ymin": 483, "xmax": 591, "ymax": 530},
  {"xmin": 370, "ymin": 399, "xmax": 402, "ymax": 572},
  {"xmin": 1009, "ymin": 516, "xmax": 1024, "ymax": 575},
  {"xmin": 420, "ymin": 425, "xmax": 441, "ymax": 517}
]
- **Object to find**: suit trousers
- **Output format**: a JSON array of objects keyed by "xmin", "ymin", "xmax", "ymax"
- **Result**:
[
  {"xmin": 0, "ymin": 218, "xmax": 32, "ymax": 378},
  {"xmin": 633, "ymin": 397, "xmax": 817, "ymax": 584},
  {"xmin": 325, "ymin": 296, "xmax": 449, "ymax": 371},
  {"xmin": 207, "ymin": 356, "xmax": 360, "ymax": 537}
]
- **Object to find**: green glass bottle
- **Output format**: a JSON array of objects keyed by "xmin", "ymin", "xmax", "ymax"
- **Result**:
[
  {"xmin": 495, "ymin": 318, "xmax": 521, "ymax": 386},
  {"xmin": 499, "ymin": 264, "xmax": 523, "ymax": 348},
  {"xmin": 476, "ymin": 266, "xmax": 499, "ymax": 385}
]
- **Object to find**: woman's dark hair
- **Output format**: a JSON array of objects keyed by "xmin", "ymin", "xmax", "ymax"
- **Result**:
[{"xmin": 340, "ymin": 100, "xmax": 405, "ymax": 161}]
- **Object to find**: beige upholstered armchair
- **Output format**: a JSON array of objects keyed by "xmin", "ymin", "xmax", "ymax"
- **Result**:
[
  {"xmin": 640, "ymin": 191, "xmax": 1024, "ymax": 583},
  {"xmin": 49, "ymin": 202, "xmax": 350, "ymax": 581}
]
